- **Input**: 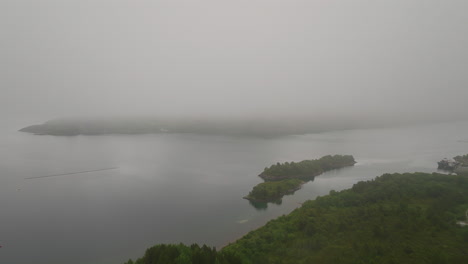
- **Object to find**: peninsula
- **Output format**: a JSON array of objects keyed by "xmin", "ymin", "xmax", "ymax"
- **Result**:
[
  {"xmin": 244, "ymin": 155, "xmax": 356, "ymax": 203},
  {"xmin": 259, "ymin": 154, "xmax": 356, "ymax": 181}
]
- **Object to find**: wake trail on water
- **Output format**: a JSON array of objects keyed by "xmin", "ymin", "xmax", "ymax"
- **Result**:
[{"xmin": 24, "ymin": 167, "xmax": 119, "ymax": 180}]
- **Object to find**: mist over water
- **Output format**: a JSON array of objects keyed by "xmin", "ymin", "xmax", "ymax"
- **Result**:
[{"xmin": 1, "ymin": 0, "xmax": 468, "ymax": 122}]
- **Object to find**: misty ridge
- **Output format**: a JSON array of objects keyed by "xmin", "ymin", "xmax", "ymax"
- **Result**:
[
  {"xmin": 18, "ymin": 113, "xmax": 468, "ymax": 137},
  {"xmin": 19, "ymin": 116, "xmax": 361, "ymax": 137}
]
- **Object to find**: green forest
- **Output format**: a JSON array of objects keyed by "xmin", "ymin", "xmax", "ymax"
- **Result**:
[
  {"xmin": 245, "ymin": 155, "xmax": 356, "ymax": 202},
  {"xmin": 260, "ymin": 154, "xmax": 356, "ymax": 181},
  {"xmin": 124, "ymin": 172, "xmax": 468, "ymax": 264},
  {"xmin": 123, "ymin": 244, "xmax": 241, "ymax": 264}
]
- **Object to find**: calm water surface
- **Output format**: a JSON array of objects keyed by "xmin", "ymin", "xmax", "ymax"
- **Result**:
[{"xmin": 1, "ymin": 121, "xmax": 467, "ymax": 264}]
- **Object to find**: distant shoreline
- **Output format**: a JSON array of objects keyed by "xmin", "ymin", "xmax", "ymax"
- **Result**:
[
  {"xmin": 18, "ymin": 118, "xmax": 353, "ymax": 138},
  {"xmin": 19, "ymin": 117, "xmax": 462, "ymax": 138}
]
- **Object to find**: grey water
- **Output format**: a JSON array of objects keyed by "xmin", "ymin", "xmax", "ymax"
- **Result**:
[{"xmin": 1, "ymin": 120, "xmax": 467, "ymax": 264}]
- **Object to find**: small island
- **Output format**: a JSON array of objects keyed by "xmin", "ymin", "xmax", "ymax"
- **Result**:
[{"xmin": 244, "ymin": 155, "xmax": 356, "ymax": 203}]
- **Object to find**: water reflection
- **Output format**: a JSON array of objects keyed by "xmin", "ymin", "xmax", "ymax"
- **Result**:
[
  {"xmin": 248, "ymin": 200, "xmax": 268, "ymax": 210},
  {"xmin": 248, "ymin": 198, "xmax": 282, "ymax": 210}
]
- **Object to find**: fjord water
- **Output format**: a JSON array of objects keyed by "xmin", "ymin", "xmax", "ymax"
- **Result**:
[{"xmin": 1, "ymin": 121, "xmax": 467, "ymax": 264}]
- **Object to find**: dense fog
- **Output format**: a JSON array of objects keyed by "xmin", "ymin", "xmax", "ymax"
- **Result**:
[{"xmin": 1, "ymin": 0, "xmax": 467, "ymax": 125}]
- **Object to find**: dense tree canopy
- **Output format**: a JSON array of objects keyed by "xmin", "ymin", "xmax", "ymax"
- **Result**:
[{"xmin": 123, "ymin": 244, "xmax": 241, "ymax": 264}]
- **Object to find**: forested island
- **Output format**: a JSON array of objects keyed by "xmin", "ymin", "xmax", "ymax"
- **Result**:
[
  {"xmin": 244, "ymin": 155, "xmax": 356, "ymax": 202},
  {"xmin": 259, "ymin": 154, "xmax": 356, "ymax": 181},
  {"xmin": 123, "ymin": 172, "xmax": 468, "ymax": 264}
]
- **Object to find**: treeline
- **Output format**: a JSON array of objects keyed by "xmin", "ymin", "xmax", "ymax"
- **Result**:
[
  {"xmin": 123, "ymin": 244, "xmax": 241, "ymax": 264},
  {"xmin": 243, "ymin": 179, "xmax": 303, "ymax": 202},
  {"xmin": 224, "ymin": 172, "xmax": 468, "ymax": 264},
  {"xmin": 124, "ymin": 172, "xmax": 468, "ymax": 263},
  {"xmin": 260, "ymin": 155, "xmax": 356, "ymax": 181}
]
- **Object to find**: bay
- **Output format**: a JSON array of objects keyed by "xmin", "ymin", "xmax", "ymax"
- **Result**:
[{"xmin": 0, "ymin": 120, "xmax": 467, "ymax": 264}]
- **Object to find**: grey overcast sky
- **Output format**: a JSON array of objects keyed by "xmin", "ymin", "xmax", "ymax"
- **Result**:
[{"xmin": 1, "ymin": 0, "xmax": 467, "ymax": 122}]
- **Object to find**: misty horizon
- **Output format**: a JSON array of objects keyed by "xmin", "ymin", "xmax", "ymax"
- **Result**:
[{"xmin": 2, "ymin": 0, "xmax": 468, "ymax": 124}]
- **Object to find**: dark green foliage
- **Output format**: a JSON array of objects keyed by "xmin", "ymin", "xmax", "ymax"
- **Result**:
[
  {"xmin": 244, "ymin": 179, "xmax": 303, "ymax": 202},
  {"xmin": 224, "ymin": 173, "xmax": 468, "ymax": 264},
  {"xmin": 124, "ymin": 244, "xmax": 241, "ymax": 264},
  {"xmin": 260, "ymin": 155, "xmax": 355, "ymax": 180}
]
